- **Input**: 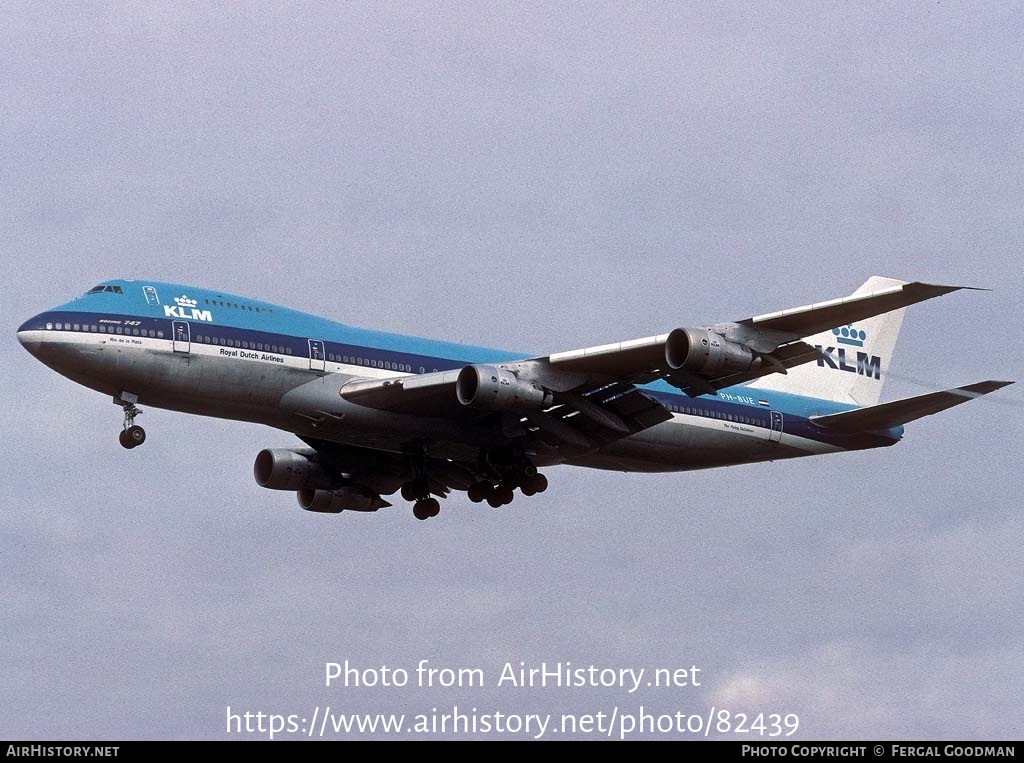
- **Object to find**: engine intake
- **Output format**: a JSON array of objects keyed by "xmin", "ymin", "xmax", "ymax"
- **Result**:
[{"xmin": 456, "ymin": 364, "xmax": 553, "ymax": 411}]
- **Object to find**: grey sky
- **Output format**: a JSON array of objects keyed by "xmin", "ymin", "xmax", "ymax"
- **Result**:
[{"xmin": 3, "ymin": 2, "xmax": 1022, "ymax": 739}]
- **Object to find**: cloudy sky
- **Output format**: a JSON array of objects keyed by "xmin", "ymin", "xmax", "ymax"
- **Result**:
[{"xmin": 3, "ymin": 2, "xmax": 1022, "ymax": 740}]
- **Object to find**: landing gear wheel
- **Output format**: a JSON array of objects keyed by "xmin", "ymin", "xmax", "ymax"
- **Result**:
[
  {"xmin": 524, "ymin": 473, "xmax": 548, "ymax": 494},
  {"xmin": 489, "ymin": 485, "xmax": 516, "ymax": 507},
  {"xmin": 125, "ymin": 425, "xmax": 146, "ymax": 448},
  {"xmin": 413, "ymin": 498, "xmax": 441, "ymax": 520},
  {"xmin": 118, "ymin": 430, "xmax": 131, "ymax": 449},
  {"xmin": 467, "ymin": 482, "xmax": 492, "ymax": 503}
]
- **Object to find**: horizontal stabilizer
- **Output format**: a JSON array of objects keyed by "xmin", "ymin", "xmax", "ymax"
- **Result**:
[{"xmin": 811, "ymin": 381, "xmax": 1013, "ymax": 432}]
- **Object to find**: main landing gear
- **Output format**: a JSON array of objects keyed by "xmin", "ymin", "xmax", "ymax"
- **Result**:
[
  {"xmin": 466, "ymin": 471, "xmax": 548, "ymax": 509},
  {"xmin": 401, "ymin": 478, "xmax": 442, "ymax": 521},
  {"xmin": 118, "ymin": 401, "xmax": 146, "ymax": 449},
  {"xmin": 397, "ymin": 450, "xmax": 551, "ymax": 521}
]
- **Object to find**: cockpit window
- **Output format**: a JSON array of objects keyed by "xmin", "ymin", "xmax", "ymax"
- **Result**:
[{"xmin": 85, "ymin": 284, "xmax": 123, "ymax": 295}]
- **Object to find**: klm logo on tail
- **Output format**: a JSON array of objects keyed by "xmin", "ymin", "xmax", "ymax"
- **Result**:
[
  {"xmin": 834, "ymin": 324, "xmax": 866, "ymax": 347},
  {"xmin": 816, "ymin": 324, "xmax": 881, "ymax": 379}
]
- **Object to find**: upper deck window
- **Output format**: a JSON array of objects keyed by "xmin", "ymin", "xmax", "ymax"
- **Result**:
[
  {"xmin": 204, "ymin": 297, "xmax": 273, "ymax": 314},
  {"xmin": 85, "ymin": 284, "xmax": 124, "ymax": 295}
]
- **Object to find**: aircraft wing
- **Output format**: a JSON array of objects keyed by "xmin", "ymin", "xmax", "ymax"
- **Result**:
[
  {"xmin": 340, "ymin": 278, "xmax": 971, "ymax": 449},
  {"xmin": 341, "ymin": 372, "xmax": 672, "ymax": 452},
  {"xmin": 737, "ymin": 281, "xmax": 977, "ymax": 336},
  {"xmin": 539, "ymin": 279, "xmax": 972, "ymax": 396}
]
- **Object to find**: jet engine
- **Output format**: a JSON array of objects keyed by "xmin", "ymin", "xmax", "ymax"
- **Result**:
[
  {"xmin": 253, "ymin": 448, "xmax": 338, "ymax": 491},
  {"xmin": 297, "ymin": 487, "xmax": 389, "ymax": 513},
  {"xmin": 665, "ymin": 328, "xmax": 758, "ymax": 373},
  {"xmin": 456, "ymin": 364, "xmax": 553, "ymax": 411}
]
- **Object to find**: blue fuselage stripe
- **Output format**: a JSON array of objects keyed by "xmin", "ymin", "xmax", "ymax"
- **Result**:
[{"xmin": 21, "ymin": 307, "xmax": 896, "ymax": 451}]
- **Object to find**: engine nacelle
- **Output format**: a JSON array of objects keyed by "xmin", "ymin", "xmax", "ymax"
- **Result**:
[
  {"xmin": 456, "ymin": 364, "xmax": 553, "ymax": 411},
  {"xmin": 254, "ymin": 448, "xmax": 337, "ymax": 491},
  {"xmin": 665, "ymin": 328, "xmax": 757, "ymax": 373},
  {"xmin": 297, "ymin": 487, "xmax": 386, "ymax": 513}
]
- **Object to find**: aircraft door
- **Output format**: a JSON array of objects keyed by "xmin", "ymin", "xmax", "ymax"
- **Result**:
[
  {"xmin": 172, "ymin": 321, "xmax": 191, "ymax": 353},
  {"xmin": 769, "ymin": 411, "xmax": 783, "ymax": 443},
  {"xmin": 308, "ymin": 339, "xmax": 325, "ymax": 371}
]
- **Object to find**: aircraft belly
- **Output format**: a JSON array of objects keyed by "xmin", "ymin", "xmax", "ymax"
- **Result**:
[
  {"xmin": 30, "ymin": 332, "xmax": 306, "ymax": 427},
  {"xmin": 570, "ymin": 416, "xmax": 804, "ymax": 472},
  {"xmin": 277, "ymin": 373, "xmax": 505, "ymax": 456}
]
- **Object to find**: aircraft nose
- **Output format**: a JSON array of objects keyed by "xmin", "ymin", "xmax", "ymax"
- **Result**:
[{"xmin": 17, "ymin": 317, "xmax": 42, "ymax": 356}]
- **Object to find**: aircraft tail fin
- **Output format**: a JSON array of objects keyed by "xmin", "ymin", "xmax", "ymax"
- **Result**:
[
  {"xmin": 810, "ymin": 380, "xmax": 1013, "ymax": 432},
  {"xmin": 747, "ymin": 276, "xmax": 912, "ymax": 407}
]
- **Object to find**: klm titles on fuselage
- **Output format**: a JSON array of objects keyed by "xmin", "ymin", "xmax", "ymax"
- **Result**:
[
  {"xmin": 815, "ymin": 346, "xmax": 881, "ymax": 379},
  {"xmin": 163, "ymin": 305, "xmax": 213, "ymax": 322},
  {"xmin": 163, "ymin": 295, "xmax": 213, "ymax": 322}
]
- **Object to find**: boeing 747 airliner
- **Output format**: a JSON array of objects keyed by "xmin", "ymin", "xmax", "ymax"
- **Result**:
[{"xmin": 17, "ymin": 278, "xmax": 1011, "ymax": 520}]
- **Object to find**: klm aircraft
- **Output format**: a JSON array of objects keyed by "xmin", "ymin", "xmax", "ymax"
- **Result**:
[{"xmin": 17, "ymin": 278, "xmax": 1011, "ymax": 520}]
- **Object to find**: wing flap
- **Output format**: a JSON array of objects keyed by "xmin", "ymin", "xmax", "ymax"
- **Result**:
[
  {"xmin": 524, "ymin": 384, "xmax": 672, "ymax": 449},
  {"xmin": 811, "ymin": 380, "xmax": 1013, "ymax": 432}
]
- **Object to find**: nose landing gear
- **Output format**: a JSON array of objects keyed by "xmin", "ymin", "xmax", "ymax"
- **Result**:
[{"xmin": 118, "ymin": 400, "xmax": 146, "ymax": 449}]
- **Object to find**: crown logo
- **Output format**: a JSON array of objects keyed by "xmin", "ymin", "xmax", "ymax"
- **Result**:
[
  {"xmin": 833, "ymin": 324, "xmax": 866, "ymax": 347},
  {"xmin": 174, "ymin": 295, "xmax": 198, "ymax": 308}
]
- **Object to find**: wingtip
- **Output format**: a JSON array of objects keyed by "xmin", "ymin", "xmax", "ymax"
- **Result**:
[
  {"xmin": 960, "ymin": 380, "xmax": 1015, "ymax": 395},
  {"xmin": 908, "ymin": 281, "xmax": 991, "ymax": 294}
]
